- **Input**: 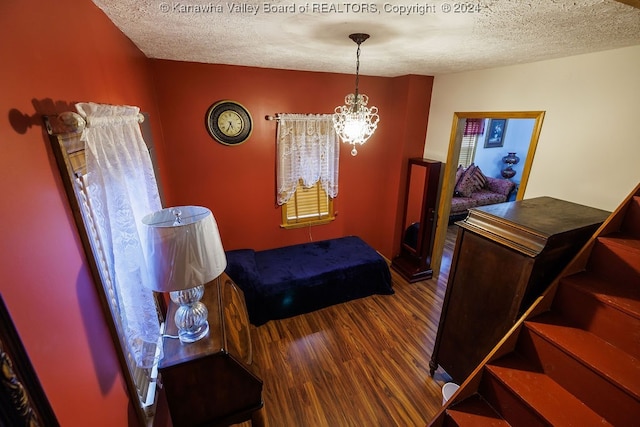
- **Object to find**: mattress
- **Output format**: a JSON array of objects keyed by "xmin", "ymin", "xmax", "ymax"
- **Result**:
[{"xmin": 225, "ymin": 236, "xmax": 394, "ymax": 325}]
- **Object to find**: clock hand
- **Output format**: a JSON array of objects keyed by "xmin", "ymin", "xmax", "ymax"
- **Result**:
[{"xmin": 227, "ymin": 121, "xmax": 234, "ymax": 131}]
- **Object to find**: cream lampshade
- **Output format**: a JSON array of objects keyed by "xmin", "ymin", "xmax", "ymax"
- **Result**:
[{"xmin": 142, "ymin": 206, "xmax": 226, "ymax": 343}]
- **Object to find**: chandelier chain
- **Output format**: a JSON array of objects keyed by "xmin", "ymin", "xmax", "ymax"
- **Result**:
[{"xmin": 354, "ymin": 42, "xmax": 361, "ymax": 106}]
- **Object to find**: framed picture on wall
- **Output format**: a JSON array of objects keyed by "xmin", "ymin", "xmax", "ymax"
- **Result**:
[
  {"xmin": 0, "ymin": 294, "xmax": 59, "ymax": 427},
  {"xmin": 484, "ymin": 119, "xmax": 507, "ymax": 148}
]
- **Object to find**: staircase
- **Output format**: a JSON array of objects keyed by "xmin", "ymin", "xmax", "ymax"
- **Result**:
[{"xmin": 428, "ymin": 184, "xmax": 640, "ymax": 426}]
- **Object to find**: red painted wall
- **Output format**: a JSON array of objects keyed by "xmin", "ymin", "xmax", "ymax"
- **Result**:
[
  {"xmin": 151, "ymin": 60, "xmax": 433, "ymax": 258},
  {"xmin": 0, "ymin": 1, "xmax": 167, "ymax": 425},
  {"xmin": 0, "ymin": 0, "xmax": 432, "ymax": 424}
]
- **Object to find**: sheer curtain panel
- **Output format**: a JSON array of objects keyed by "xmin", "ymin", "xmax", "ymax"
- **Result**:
[
  {"xmin": 77, "ymin": 102, "xmax": 163, "ymax": 368},
  {"xmin": 276, "ymin": 114, "xmax": 339, "ymax": 205}
]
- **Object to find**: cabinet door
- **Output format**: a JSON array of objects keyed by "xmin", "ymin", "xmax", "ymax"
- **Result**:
[
  {"xmin": 437, "ymin": 230, "xmax": 533, "ymax": 383},
  {"xmin": 221, "ymin": 277, "xmax": 253, "ymax": 366}
]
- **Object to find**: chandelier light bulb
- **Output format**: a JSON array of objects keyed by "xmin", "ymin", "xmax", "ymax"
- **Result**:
[{"xmin": 333, "ymin": 93, "xmax": 379, "ymax": 156}]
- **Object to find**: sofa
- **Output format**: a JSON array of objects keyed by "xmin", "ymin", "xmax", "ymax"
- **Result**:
[{"xmin": 449, "ymin": 164, "xmax": 516, "ymax": 222}]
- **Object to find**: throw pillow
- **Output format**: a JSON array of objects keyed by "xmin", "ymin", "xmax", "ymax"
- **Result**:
[
  {"xmin": 454, "ymin": 164, "xmax": 478, "ymax": 197},
  {"xmin": 472, "ymin": 166, "xmax": 488, "ymax": 189}
]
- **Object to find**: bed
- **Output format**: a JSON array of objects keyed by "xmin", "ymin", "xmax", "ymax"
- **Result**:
[{"xmin": 224, "ymin": 236, "xmax": 394, "ymax": 325}]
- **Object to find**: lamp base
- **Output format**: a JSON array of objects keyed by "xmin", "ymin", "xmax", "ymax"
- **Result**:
[{"xmin": 170, "ymin": 285, "xmax": 210, "ymax": 343}]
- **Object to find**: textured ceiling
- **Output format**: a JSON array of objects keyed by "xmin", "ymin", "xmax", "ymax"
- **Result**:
[{"xmin": 94, "ymin": 0, "xmax": 640, "ymax": 77}]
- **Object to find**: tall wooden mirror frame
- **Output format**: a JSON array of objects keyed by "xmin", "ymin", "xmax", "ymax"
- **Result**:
[
  {"xmin": 430, "ymin": 111, "xmax": 546, "ymax": 277},
  {"xmin": 391, "ymin": 158, "xmax": 443, "ymax": 282}
]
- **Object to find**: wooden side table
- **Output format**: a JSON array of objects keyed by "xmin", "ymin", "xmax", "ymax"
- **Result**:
[
  {"xmin": 159, "ymin": 273, "xmax": 264, "ymax": 427},
  {"xmin": 429, "ymin": 197, "xmax": 609, "ymax": 384}
]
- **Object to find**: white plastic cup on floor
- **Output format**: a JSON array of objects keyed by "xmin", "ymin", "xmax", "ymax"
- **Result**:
[{"xmin": 442, "ymin": 382, "xmax": 460, "ymax": 405}]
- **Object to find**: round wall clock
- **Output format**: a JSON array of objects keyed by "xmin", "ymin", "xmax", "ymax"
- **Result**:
[{"xmin": 205, "ymin": 100, "xmax": 253, "ymax": 145}]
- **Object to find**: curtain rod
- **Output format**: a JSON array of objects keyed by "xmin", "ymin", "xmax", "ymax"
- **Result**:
[
  {"xmin": 46, "ymin": 111, "xmax": 145, "ymax": 135},
  {"xmin": 265, "ymin": 113, "xmax": 332, "ymax": 122}
]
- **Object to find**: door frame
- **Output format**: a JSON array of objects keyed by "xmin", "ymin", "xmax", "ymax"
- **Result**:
[{"xmin": 430, "ymin": 111, "xmax": 546, "ymax": 277}]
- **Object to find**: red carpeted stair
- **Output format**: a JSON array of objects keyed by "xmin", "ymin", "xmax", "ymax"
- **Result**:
[{"xmin": 429, "ymin": 185, "xmax": 640, "ymax": 427}]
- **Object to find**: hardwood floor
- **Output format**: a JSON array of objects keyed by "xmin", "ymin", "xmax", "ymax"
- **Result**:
[{"xmin": 237, "ymin": 225, "xmax": 459, "ymax": 427}]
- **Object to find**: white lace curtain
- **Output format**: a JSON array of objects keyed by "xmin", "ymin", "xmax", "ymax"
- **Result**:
[
  {"xmin": 276, "ymin": 114, "xmax": 339, "ymax": 205},
  {"xmin": 77, "ymin": 102, "xmax": 163, "ymax": 368}
]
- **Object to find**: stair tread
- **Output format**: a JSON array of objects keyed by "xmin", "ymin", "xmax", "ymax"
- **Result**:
[
  {"xmin": 599, "ymin": 232, "xmax": 640, "ymax": 253},
  {"xmin": 525, "ymin": 312, "xmax": 640, "ymax": 399},
  {"xmin": 487, "ymin": 354, "xmax": 613, "ymax": 426},
  {"xmin": 446, "ymin": 394, "xmax": 511, "ymax": 426},
  {"xmin": 561, "ymin": 271, "xmax": 640, "ymax": 319}
]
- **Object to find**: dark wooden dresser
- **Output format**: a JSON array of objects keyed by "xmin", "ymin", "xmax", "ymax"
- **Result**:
[
  {"xmin": 159, "ymin": 273, "xmax": 263, "ymax": 427},
  {"xmin": 429, "ymin": 196, "xmax": 610, "ymax": 384}
]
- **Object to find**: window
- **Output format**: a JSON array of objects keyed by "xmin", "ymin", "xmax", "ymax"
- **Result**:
[
  {"xmin": 458, "ymin": 118, "xmax": 485, "ymax": 167},
  {"xmin": 46, "ymin": 119, "xmax": 160, "ymax": 426},
  {"xmin": 276, "ymin": 114, "xmax": 339, "ymax": 228},
  {"xmin": 281, "ymin": 179, "xmax": 335, "ymax": 228},
  {"xmin": 458, "ymin": 133, "xmax": 478, "ymax": 167}
]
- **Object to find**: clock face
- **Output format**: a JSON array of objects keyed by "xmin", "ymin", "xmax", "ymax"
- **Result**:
[
  {"xmin": 217, "ymin": 110, "xmax": 243, "ymax": 137},
  {"xmin": 205, "ymin": 101, "xmax": 252, "ymax": 145}
]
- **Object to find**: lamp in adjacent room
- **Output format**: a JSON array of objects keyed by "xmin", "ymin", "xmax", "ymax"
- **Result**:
[
  {"xmin": 333, "ymin": 33, "xmax": 380, "ymax": 156},
  {"xmin": 501, "ymin": 152, "xmax": 520, "ymax": 179},
  {"xmin": 142, "ymin": 206, "xmax": 226, "ymax": 343}
]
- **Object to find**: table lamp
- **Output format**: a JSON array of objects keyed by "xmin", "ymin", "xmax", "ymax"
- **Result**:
[{"xmin": 142, "ymin": 206, "xmax": 226, "ymax": 343}]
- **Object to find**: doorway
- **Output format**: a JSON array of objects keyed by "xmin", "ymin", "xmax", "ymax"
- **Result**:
[{"xmin": 430, "ymin": 111, "xmax": 546, "ymax": 277}]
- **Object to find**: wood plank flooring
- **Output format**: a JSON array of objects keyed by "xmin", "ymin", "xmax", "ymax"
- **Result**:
[{"xmin": 236, "ymin": 226, "xmax": 459, "ymax": 427}]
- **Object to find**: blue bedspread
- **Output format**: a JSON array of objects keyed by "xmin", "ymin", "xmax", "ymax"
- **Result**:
[{"xmin": 225, "ymin": 236, "xmax": 394, "ymax": 325}]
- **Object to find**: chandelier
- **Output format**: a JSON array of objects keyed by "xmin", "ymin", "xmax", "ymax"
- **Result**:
[{"xmin": 333, "ymin": 33, "xmax": 380, "ymax": 156}]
